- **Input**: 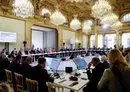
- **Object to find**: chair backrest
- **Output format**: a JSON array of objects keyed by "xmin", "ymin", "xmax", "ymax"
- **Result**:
[
  {"xmin": 0, "ymin": 82, "xmax": 14, "ymax": 92},
  {"xmin": 26, "ymin": 78, "xmax": 38, "ymax": 92},
  {"xmin": 48, "ymin": 82, "xmax": 64, "ymax": 92},
  {"xmin": 14, "ymin": 72, "xmax": 24, "ymax": 92},
  {"xmin": 5, "ymin": 69, "xmax": 13, "ymax": 84}
]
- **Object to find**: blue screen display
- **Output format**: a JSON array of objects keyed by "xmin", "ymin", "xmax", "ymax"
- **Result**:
[
  {"xmin": 45, "ymin": 57, "xmax": 61, "ymax": 71},
  {"xmin": 74, "ymin": 57, "xmax": 87, "ymax": 70}
]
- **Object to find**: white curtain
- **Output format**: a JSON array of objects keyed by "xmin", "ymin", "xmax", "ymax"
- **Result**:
[
  {"xmin": 90, "ymin": 35, "xmax": 95, "ymax": 48},
  {"xmin": 104, "ymin": 34, "xmax": 116, "ymax": 48},
  {"xmin": 98, "ymin": 35, "xmax": 103, "ymax": 48},
  {"xmin": 122, "ymin": 33, "xmax": 130, "ymax": 48}
]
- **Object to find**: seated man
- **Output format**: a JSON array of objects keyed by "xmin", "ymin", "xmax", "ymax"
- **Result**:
[
  {"xmin": 19, "ymin": 56, "xmax": 33, "ymax": 89},
  {"xmin": 83, "ymin": 57, "xmax": 106, "ymax": 92},
  {"xmin": 32, "ymin": 57, "xmax": 53, "ymax": 92},
  {"xmin": 19, "ymin": 56, "xmax": 33, "ymax": 78},
  {"xmin": 0, "ymin": 54, "xmax": 14, "ymax": 81}
]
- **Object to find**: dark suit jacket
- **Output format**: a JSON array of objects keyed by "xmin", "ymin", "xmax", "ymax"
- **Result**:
[
  {"xmin": 85, "ymin": 63, "xmax": 106, "ymax": 92},
  {"xmin": 0, "ymin": 58, "xmax": 10, "ymax": 81},
  {"xmin": 32, "ymin": 65, "xmax": 52, "ymax": 92},
  {"xmin": 8, "ymin": 61, "xmax": 20, "ymax": 73},
  {"xmin": 8, "ymin": 61, "xmax": 20, "ymax": 84},
  {"xmin": 91, "ymin": 63, "xmax": 106, "ymax": 85},
  {"xmin": 19, "ymin": 63, "xmax": 33, "ymax": 89},
  {"xmin": 19, "ymin": 63, "xmax": 33, "ymax": 78}
]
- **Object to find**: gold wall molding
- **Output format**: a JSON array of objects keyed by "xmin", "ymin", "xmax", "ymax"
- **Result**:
[
  {"xmin": 0, "ymin": 0, "xmax": 129, "ymax": 48},
  {"xmin": 0, "ymin": 10, "xmax": 77, "ymax": 48}
]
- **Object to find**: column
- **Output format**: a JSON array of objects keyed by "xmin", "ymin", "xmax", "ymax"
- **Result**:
[
  {"xmin": 75, "ymin": 29, "xmax": 82, "ymax": 48},
  {"xmin": 95, "ymin": 30, "xmax": 98, "ymax": 48},
  {"xmin": 94, "ymin": 19, "xmax": 98, "ymax": 48},
  {"xmin": 116, "ymin": 30, "xmax": 120, "ymax": 48},
  {"xmin": 120, "ymin": 32, "xmax": 122, "ymax": 47},
  {"xmin": 25, "ymin": 20, "xmax": 33, "ymax": 48},
  {"xmin": 57, "ymin": 27, "xmax": 63, "ymax": 49},
  {"xmin": 88, "ymin": 35, "xmax": 90, "ymax": 48},
  {"xmin": 102, "ymin": 33, "xmax": 105, "ymax": 47}
]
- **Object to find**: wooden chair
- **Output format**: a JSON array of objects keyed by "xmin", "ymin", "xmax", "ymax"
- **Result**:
[
  {"xmin": 14, "ymin": 72, "xmax": 24, "ymax": 92},
  {"xmin": 5, "ymin": 69, "xmax": 13, "ymax": 88},
  {"xmin": 48, "ymin": 82, "xmax": 64, "ymax": 92},
  {"xmin": 26, "ymin": 78, "xmax": 38, "ymax": 92}
]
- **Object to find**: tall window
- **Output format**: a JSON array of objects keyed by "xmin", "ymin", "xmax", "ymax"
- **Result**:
[
  {"xmin": 122, "ymin": 33, "xmax": 130, "ymax": 48},
  {"xmin": 90, "ymin": 35, "xmax": 95, "ymax": 48},
  {"xmin": 104, "ymin": 34, "xmax": 116, "ymax": 48},
  {"xmin": 98, "ymin": 35, "xmax": 103, "ymax": 48},
  {"xmin": 82, "ymin": 35, "xmax": 88, "ymax": 48},
  {"xmin": 121, "ymin": 13, "xmax": 130, "ymax": 22}
]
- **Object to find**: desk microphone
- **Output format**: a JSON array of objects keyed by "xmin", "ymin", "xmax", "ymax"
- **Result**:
[
  {"xmin": 69, "ymin": 76, "xmax": 78, "ymax": 81},
  {"xmin": 75, "ymin": 72, "xmax": 81, "ymax": 76},
  {"xmin": 54, "ymin": 72, "xmax": 60, "ymax": 78}
]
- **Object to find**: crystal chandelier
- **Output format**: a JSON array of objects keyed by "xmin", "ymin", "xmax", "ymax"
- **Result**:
[
  {"xmin": 101, "ymin": 23, "xmax": 110, "ymax": 29},
  {"xmin": 83, "ymin": 20, "xmax": 93, "ymax": 26},
  {"xmin": 101, "ymin": 12, "xmax": 119, "ymax": 25},
  {"xmin": 111, "ymin": 21, "xmax": 122, "ymax": 30},
  {"xmin": 83, "ymin": 25, "xmax": 91, "ymax": 32},
  {"xmin": 82, "ymin": 20, "xmax": 93, "ymax": 33},
  {"xmin": 12, "ymin": 0, "xmax": 34, "ymax": 18},
  {"xmin": 70, "ymin": 15, "xmax": 81, "ymax": 30},
  {"xmin": 50, "ymin": 9, "xmax": 66, "ymax": 25},
  {"xmin": 91, "ymin": 0, "xmax": 112, "ymax": 19}
]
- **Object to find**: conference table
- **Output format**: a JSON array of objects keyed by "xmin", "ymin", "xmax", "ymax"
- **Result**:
[
  {"xmin": 25, "ymin": 51, "xmax": 99, "ymax": 92},
  {"xmin": 53, "ymin": 69, "xmax": 89, "ymax": 92},
  {"xmin": 21, "ymin": 50, "xmax": 86, "ymax": 57},
  {"xmin": 29, "ymin": 55, "xmax": 94, "ymax": 92},
  {"xmin": 30, "ymin": 62, "xmax": 89, "ymax": 92},
  {"xmin": 21, "ymin": 50, "xmax": 87, "ymax": 63}
]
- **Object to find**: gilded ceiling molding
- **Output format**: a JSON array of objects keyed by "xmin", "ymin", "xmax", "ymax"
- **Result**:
[
  {"xmin": 0, "ymin": 0, "xmax": 129, "ymax": 32},
  {"xmin": 0, "ymin": 0, "xmax": 12, "ymax": 16}
]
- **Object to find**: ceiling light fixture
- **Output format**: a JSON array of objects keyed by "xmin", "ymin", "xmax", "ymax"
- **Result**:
[
  {"xmin": 111, "ymin": 21, "xmax": 122, "ymax": 30},
  {"xmin": 12, "ymin": 0, "xmax": 34, "ymax": 18},
  {"xmin": 83, "ymin": 25, "xmax": 91, "ymax": 32},
  {"xmin": 50, "ymin": 9, "xmax": 66, "ymax": 26},
  {"xmin": 70, "ymin": 15, "xmax": 81, "ymax": 30},
  {"xmin": 102, "ymin": 23, "xmax": 110, "ymax": 29},
  {"xmin": 101, "ymin": 12, "xmax": 119, "ymax": 25},
  {"xmin": 91, "ymin": 0, "xmax": 112, "ymax": 19}
]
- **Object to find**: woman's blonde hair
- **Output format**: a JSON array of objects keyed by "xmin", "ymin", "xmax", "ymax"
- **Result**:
[{"xmin": 108, "ymin": 49, "xmax": 128, "ymax": 68}]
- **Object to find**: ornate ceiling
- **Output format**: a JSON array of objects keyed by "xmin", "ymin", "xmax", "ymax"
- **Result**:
[
  {"xmin": 0, "ymin": 0, "xmax": 130, "ymax": 22},
  {"xmin": 33, "ymin": 0, "xmax": 92, "ymax": 22},
  {"xmin": 109, "ymin": 0, "xmax": 130, "ymax": 16}
]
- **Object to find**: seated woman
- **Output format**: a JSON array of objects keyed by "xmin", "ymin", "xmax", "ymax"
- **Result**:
[{"xmin": 98, "ymin": 49, "xmax": 130, "ymax": 92}]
